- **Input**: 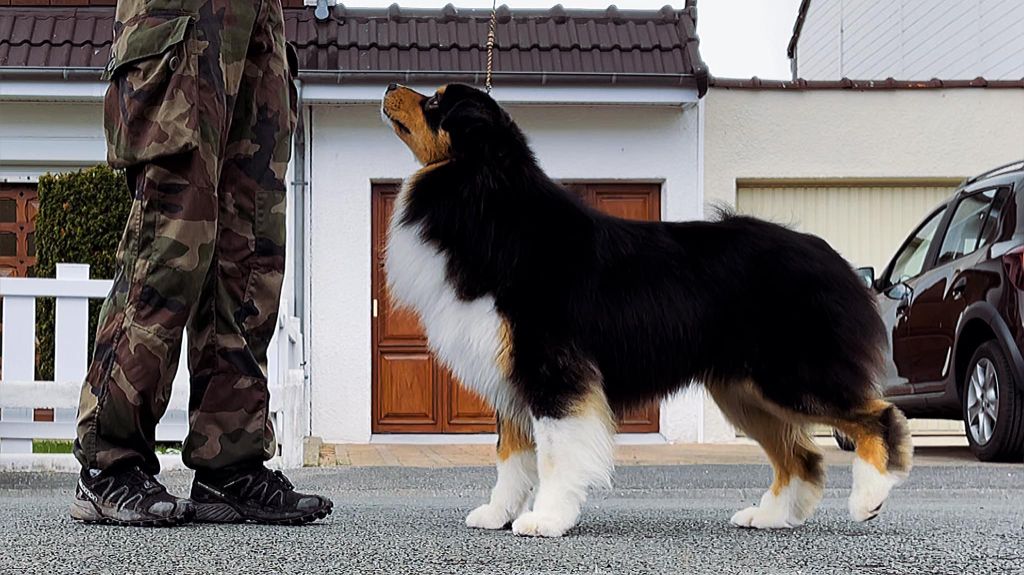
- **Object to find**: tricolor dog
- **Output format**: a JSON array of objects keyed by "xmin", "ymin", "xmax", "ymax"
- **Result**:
[{"xmin": 380, "ymin": 83, "xmax": 912, "ymax": 537}]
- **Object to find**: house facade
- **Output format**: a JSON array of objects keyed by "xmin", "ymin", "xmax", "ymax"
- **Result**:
[
  {"xmin": 788, "ymin": 0, "xmax": 1024, "ymax": 81},
  {"xmin": 731, "ymin": 0, "xmax": 1024, "ymax": 437},
  {"xmin": 1, "ymin": 2, "xmax": 737, "ymax": 446}
]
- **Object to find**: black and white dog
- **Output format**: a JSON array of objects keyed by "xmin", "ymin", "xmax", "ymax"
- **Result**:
[{"xmin": 381, "ymin": 83, "xmax": 912, "ymax": 537}]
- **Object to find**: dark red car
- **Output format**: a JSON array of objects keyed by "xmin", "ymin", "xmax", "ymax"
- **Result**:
[{"xmin": 857, "ymin": 160, "xmax": 1024, "ymax": 461}]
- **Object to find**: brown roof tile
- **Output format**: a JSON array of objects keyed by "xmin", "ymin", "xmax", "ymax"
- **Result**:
[{"xmin": 0, "ymin": 3, "xmax": 708, "ymax": 93}]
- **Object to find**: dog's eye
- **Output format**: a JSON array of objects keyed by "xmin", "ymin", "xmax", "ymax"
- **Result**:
[{"xmin": 425, "ymin": 96, "xmax": 439, "ymax": 111}]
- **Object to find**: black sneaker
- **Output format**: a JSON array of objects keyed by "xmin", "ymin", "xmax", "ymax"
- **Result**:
[
  {"xmin": 70, "ymin": 465, "xmax": 193, "ymax": 527},
  {"xmin": 191, "ymin": 467, "xmax": 333, "ymax": 525}
]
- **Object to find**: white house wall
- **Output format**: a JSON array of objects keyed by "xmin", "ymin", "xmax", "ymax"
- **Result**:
[
  {"xmin": 308, "ymin": 103, "xmax": 715, "ymax": 444},
  {"xmin": 796, "ymin": 0, "xmax": 1024, "ymax": 80},
  {"xmin": 704, "ymin": 88, "xmax": 1024, "ymax": 206},
  {"xmin": 0, "ymin": 102, "xmax": 106, "ymax": 181}
]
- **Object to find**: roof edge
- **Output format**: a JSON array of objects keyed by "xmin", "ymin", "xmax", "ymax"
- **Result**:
[
  {"xmin": 303, "ymin": 4, "xmax": 685, "ymax": 23},
  {"xmin": 787, "ymin": 0, "xmax": 811, "ymax": 59},
  {"xmin": 0, "ymin": 66, "xmax": 705, "ymax": 90},
  {"xmin": 710, "ymin": 76, "xmax": 1024, "ymax": 90}
]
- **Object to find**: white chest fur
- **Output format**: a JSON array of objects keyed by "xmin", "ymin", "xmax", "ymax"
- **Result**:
[{"xmin": 384, "ymin": 184, "xmax": 514, "ymax": 415}]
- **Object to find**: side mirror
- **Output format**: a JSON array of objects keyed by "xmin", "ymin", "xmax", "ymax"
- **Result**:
[{"xmin": 855, "ymin": 266, "xmax": 876, "ymax": 290}]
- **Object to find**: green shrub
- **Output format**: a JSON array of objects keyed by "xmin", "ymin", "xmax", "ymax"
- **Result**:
[{"xmin": 35, "ymin": 165, "xmax": 131, "ymax": 380}]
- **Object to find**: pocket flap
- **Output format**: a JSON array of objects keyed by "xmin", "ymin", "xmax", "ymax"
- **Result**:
[{"xmin": 103, "ymin": 15, "xmax": 192, "ymax": 80}]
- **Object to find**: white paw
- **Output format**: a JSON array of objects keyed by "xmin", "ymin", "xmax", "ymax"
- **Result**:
[
  {"xmin": 465, "ymin": 504, "xmax": 513, "ymax": 530},
  {"xmin": 849, "ymin": 459, "xmax": 904, "ymax": 522},
  {"xmin": 511, "ymin": 511, "xmax": 574, "ymax": 538},
  {"xmin": 730, "ymin": 504, "xmax": 802, "ymax": 529}
]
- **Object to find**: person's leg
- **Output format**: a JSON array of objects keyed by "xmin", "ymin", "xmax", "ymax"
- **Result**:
[
  {"xmin": 183, "ymin": 0, "xmax": 331, "ymax": 524},
  {"xmin": 71, "ymin": 1, "xmax": 233, "ymax": 526},
  {"xmin": 183, "ymin": 0, "xmax": 292, "ymax": 477},
  {"xmin": 74, "ymin": 154, "xmax": 218, "ymax": 475}
]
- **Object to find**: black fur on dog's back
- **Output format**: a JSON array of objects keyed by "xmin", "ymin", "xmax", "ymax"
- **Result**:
[{"xmin": 400, "ymin": 86, "xmax": 886, "ymax": 421}]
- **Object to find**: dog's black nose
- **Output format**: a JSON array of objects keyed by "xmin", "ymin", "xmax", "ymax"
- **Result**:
[{"xmin": 386, "ymin": 83, "xmax": 399, "ymax": 93}]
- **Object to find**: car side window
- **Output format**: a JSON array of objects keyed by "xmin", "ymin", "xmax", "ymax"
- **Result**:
[
  {"xmin": 887, "ymin": 208, "xmax": 944, "ymax": 285},
  {"xmin": 936, "ymin": 189, "xmax": 1001, "ymax": 265}
]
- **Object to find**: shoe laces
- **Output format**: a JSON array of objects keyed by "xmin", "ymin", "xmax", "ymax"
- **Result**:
[{"xmin": 263, "ymin": 469, "xmax": 294, "ymax": 492}]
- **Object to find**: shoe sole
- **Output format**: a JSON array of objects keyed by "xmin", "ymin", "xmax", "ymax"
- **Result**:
[
  {"xmin": 70, "ymin": 499, "xmax": 193, "ymax": 528},
  {"xmin": 193, "ymin": 500, "xmax": 334, "ymax": 525}
]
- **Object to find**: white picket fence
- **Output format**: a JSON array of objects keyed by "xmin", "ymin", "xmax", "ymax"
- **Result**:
[{"xmin": 0, "ymin": 264, "xmax": 308, "ymax": 470}]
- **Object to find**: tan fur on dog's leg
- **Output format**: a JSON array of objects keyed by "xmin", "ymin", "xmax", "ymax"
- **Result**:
[
  {"xmin": 512, "ymin": 387, "xmax": 616, "ymax": 538},
  {"xmin": 709, "ymin": 382, "xmax": 825, "ymax": 529},
  {"xmin": 466, "ymin": 416, "xmax": 537, "ymax": 530},
  {"xmin": 833, "ymin": 400, "xmax": 912, "ymax": 522}
]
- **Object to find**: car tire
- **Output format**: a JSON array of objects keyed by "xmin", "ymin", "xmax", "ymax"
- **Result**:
[
  {"xmin": 833, "ymin": 429, "xmax": 856, "ymax": 452},
  {"xmin": 962, "ymin": 341, "xmax": 1024, "ymax": 462}
]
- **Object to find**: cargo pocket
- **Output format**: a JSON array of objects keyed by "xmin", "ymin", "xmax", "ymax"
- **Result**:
[{"xmin": 103, "ymin": 14, "xmax": 199, "ymax": 169}]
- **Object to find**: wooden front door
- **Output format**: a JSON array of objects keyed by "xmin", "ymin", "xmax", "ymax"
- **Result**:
[
  {"xmin": 0, "ymin": 183, "xmax": 38, "ymax": 278},
  {"xmin": 371, "ymin": 182, "xmax": 661, "ymax": 433},
  {"xmin": 371, "ymin": 184, "xmax": 495, "ymax": 433}
]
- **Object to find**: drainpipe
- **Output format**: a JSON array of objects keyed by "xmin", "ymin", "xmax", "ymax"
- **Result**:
[{"xmin": 290, "ymin": 78, "xmax": 312, "ymax": 437}]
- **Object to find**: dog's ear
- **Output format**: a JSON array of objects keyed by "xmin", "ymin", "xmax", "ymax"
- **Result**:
[{"xmin": 439, "ymin": 99, "xmax": 494, "ymax": 142}]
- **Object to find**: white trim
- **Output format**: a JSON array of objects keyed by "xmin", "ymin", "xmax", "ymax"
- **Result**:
[
  {"xmin": 303, "ymin": 84, "xmax": 700, "ymax": 106},
  {"xmin": 0, "ymin": 81, "xmax": 107, "ymax": 102},
  {"xmin": 1, "ymin": 81, "xmax": 700, "ymax": 106}
]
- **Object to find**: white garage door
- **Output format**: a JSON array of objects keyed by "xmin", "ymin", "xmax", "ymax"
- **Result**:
[
  {"xmin": 737, "ymin": 179, "xmax": 963, "ymax": 437},
  {"xmin": 736, "ymin": 181, "xmax": 955, "ymax": 271}
]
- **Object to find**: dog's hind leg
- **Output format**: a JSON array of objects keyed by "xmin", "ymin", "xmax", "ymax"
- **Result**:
[
  {"xmin": 511, "ymin": 385, "xmax": 616, "ymax": 538},
  {"xmin": 708, "ymin": 382, "xmax": 825, "ymax": 529},
  {"xmin": 466, "ymin": 415, "xmax": 537, "ymax": 530},
  {"xmin": 832, "ymin": 399, "xmax": 913, "ymax": 522}
]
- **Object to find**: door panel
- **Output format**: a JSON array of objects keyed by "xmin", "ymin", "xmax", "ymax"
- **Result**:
[
  {"xmin": 894, "ymin": 269, "xmax": 954, "ymax": 385},
  {"xmin": 372, "ymin": 183, "xmax": 663, "ymax": 433},
  {"xmin": 446, "ymin": 376, "xmax": 497, "ymax": 431},
  {"xmin": 375, "ymin": 352, "xmax": 441, "ymax": 431}
]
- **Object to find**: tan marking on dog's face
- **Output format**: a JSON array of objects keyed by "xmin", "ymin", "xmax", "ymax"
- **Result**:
[
  {"xmin": 382, "ymin": 85, "xmax": 452, "ymax": 165},
  {"xmin": 496, "ymin": 417, "xmax": 534, "ymax": 461}
]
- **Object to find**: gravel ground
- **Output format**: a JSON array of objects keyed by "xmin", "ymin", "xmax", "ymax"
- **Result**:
[{"xmin": 2, "ymin": 464, "xmax": 1022, "ymax": 575}]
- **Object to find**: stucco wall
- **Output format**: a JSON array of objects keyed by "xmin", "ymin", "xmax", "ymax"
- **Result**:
[
  {"xmin": 704, "ymin": 88, "xmax": 1024, "ymax": 206},
  {"xmin": 0, "ymin": 103, "xmax": 105, "ymax": 181},
  {"xmin": 308, "ymin": 103, "xmax": 713, "ymax": 443}
]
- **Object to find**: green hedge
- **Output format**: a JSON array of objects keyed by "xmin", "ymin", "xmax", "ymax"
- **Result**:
[{"xmin": 35, "ymin": 165, "xmax": 131, "ymax": 380}]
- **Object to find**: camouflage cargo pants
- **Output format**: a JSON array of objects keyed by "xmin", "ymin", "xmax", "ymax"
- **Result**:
[{"xmin": 74, "ymin": 0, "xmax": 297, "ymax": 474}]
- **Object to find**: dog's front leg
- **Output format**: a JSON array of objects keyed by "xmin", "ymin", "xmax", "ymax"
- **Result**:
[
  {"xmin": 466, "ymin": 415, "xmax": 537, "ymax": 529},
  {"xmin": 512, "ymin": 386, "xmax": 615, "ymax": 538}
]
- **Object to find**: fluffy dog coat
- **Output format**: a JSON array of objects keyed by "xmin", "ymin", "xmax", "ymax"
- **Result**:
[{"xmin": 381, "ymin": 83, "xmax": 912, "ymax": 537}]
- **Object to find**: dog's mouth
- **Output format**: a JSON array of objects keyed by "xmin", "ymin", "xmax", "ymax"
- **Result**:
[
  {"xmin": 391, "ymin": 118, "xmax": 411, "ymax": 135},
  {"xmin": 382, "ymin": 109, "xmax": 411, "ymax": 136}
]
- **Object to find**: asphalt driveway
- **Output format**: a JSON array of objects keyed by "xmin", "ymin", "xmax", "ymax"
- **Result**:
[{"xmin": 2, "ymin": 459, "xmax": 1021, "ymax": 575}]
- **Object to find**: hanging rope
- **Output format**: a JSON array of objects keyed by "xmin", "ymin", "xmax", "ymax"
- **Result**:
[{"xmin": 485, "ymin": 0, "xmax": 497, "ymax": 93}]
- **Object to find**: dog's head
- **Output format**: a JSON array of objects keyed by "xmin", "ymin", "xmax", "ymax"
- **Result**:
[{"xmin": 381, "ymin": 83, "xmax": 518, "ymax": 165}]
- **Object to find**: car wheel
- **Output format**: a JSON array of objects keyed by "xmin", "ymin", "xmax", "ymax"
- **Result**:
[
  {"xmin": 962, "ymin": 341, "xmax": 1024, "ymax": 462},
  {"xmin": 833, "ymin": 429, "xmax": 855, "ymax": 452}
]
